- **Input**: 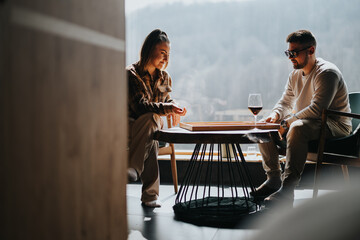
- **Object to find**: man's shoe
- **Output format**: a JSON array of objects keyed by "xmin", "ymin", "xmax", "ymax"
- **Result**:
[
  {"xmin": 250, "ymin": 185, "xmax": 280, "ymax": 200},
  {"xmin": 264, "ymin": 187, "xmax": 294, "ymax": 208},
  {"xmin": 127, "ymin": 168, "xmax": 138, "ymax": 182},
  {"xmin": 250, "ymin": 179, "xmax": 281, "ymax": 200},
  {"xmin": 142, "ymin": 199, "xmax": 162, "ymax": 208}
]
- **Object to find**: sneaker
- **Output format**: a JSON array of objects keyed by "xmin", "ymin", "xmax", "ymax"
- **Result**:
[
  {"xmin": 142, "ymin": 199, "xmax": 162, "ymax": 208},
  {"xmin": 127, "ymin": 168, "xmax": 138, "ymax": 182}
]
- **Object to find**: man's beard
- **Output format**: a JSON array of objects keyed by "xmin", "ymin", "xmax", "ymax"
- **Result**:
[{"xmin": 293, "ymin": 54, "xmax": 309, "ymax": 69}]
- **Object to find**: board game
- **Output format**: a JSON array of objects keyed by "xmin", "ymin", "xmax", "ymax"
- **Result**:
[{"xmin": 179, "ymin": 121, "xmax": 280, "ymax": 131}]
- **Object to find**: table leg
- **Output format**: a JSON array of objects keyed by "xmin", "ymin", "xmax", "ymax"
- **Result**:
[
  {"xmin": 173, "ymin": 143, "xmax": 259, "ymax": 226},
  {"xmin": 175, "ymin": 143, "xmax": 201, "ymax": 204},
  {"xmin": 235, "ymin": 143, "xmax": 257, "ymax": 193}
]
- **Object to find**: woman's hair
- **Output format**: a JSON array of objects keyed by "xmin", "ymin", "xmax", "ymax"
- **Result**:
[
  {"xmin": 286, "ymin": 30, "xmax": 317, "ymax": 48},
  {"xmin": 139, "ymin": 29, "xmax": 170, "ymax": 71}
]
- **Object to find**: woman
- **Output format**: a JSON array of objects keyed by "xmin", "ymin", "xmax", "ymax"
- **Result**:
[{"xmin": 127, "ymin": 29, "xmax": 186, "ymax": 207}]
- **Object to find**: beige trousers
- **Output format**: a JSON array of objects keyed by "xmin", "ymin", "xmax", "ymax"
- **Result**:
[
  {"xmin": 128, "ymin": 113, "xmax": 163, "ymax": 202},
  {"xmin": 259, "ymin": 119, "xmax": 349, "ymax": 186}
]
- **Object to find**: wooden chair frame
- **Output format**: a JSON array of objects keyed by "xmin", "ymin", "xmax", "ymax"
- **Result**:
[
  {"xmin": 312, "ymin": 109, "xmax": 360, "ymax": 198},
  {"xmin": 158, "ymin": 115, "xmax": 178, "ymax": 193}
]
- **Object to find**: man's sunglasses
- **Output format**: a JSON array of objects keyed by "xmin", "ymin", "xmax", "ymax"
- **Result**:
[{"xmin": 284, "ymin": 47, "xmax": 310, "ymax": 58}]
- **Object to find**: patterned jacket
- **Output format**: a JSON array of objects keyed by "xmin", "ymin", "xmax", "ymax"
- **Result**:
[{"xmin": 127, "ymin": 62, "xmax": 175, "ymax": 120}]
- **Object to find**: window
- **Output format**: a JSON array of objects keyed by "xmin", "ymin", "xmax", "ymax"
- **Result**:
[{"xmin": 126, "ymin": 0, "xmax": 360, "ymax": 151}]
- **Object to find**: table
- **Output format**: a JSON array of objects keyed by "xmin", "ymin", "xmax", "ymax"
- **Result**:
[{"xmin": 153, "ymin": 126, "xmax": 279, "ymax": 226}]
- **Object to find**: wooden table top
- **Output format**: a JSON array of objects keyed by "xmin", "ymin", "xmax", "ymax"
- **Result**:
[
  {"xmin": 154, "ymin": 125, "xmax": 279, "ymax": 144},
  {"xmin": 180, "ymin": 121, "xmax": 279, "ymax": 131}
]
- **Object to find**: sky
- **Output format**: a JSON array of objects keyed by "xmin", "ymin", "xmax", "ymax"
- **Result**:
[{"xmin": 125, "ymin": 0, "xmax": 251, "ymax": 14}]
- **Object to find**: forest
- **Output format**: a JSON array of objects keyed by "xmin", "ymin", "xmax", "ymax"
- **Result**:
[{"xmin": 126, "ymin": 0, "xmax": 360, "ymax": 122}]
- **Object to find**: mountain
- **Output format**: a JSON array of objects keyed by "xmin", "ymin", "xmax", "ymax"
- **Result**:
[{"xmin": 126, "ymin": 0, "xmax": 360, "ymax": 121}]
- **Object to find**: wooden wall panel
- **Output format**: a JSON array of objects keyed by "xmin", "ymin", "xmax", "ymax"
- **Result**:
[
  {"xmin": 13, "ymin": 0, "xmax": 125, "ymax": 39},
  {"xmin": 0, "ymin": 1, "xmax": 127, "ymax": 239}
]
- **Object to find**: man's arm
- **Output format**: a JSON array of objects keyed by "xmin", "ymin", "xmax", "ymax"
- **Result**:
[
  {"xmin": 285, "ymin": 70, "xmax": 340, "ymax": 125},
  {"xmin": 272, "ymin": 74, "xmax": 296, "ymax": 120}
]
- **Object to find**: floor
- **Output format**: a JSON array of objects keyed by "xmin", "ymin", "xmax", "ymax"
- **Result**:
[{"xmin": 126, "ymin": 183, "xmax": 333, "ymax": 240}]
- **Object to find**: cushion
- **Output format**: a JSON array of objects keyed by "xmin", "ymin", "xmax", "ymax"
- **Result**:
[
  {"xmin": 159, "ymin": 141, "xmax": 167, "ymax": 148},
  {"xmin": 308, "ymin": 131, "xmax": 360, "ymax": 157}
]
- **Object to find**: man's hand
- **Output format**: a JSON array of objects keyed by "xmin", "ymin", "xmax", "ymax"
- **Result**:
[
  {"xmin": 278, "ymin": 126, "xmax": 287, "ymax": 139},
  {"xmin": 264, "ymin": 112, "xmax": 280, "ymax": 123},
  {"xmin": 278, "ymin": 119, "xmax": 290, "ymax": 140},
  {"xmin": 263, "ymin": 112, "xmax": 288, "ymax": 139}
]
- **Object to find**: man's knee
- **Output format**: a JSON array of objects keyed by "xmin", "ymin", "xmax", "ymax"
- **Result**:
[
  {"xmin": 287, "ymin": 119, "xmax": 321, "ymax": 143},
  {"xmin": 287, "ymin": 120, "xmax": 305, "ymax": 141}
]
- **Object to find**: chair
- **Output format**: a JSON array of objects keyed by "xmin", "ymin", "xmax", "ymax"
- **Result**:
[
  {"xmin": 158, "ymin": 115, "xmax": 178, "ymax": 193},
  {"xmin": 312, "ymin": 92, "xmax": 360, "ymax": 198},
  {"xmin": 276, "ymin": 93, "xmax": 360, "ymax": 197}
]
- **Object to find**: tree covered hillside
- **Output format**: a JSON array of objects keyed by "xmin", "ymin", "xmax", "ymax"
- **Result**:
[{"xmin": 127, "ymin": 0, "xmax": 360, "ymax": 121}]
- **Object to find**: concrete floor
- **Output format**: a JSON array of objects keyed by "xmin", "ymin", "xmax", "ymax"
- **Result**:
[{"xmin": 127, "ymin": 183, "xmax": 335, "ymax": 240}]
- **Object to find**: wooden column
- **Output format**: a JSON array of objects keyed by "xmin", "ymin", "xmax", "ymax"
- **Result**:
[{"xmin": 0, "ymin": 1, "xmax": 127, "ymax": 239}]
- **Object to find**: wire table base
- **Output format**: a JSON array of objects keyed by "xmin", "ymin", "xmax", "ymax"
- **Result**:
[{"xmin": 173, "ymin": 143, "xmax": 260, "ymax": 226}]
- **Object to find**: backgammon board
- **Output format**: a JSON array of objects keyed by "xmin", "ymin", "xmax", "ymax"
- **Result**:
[{"xmin": 179, "ymin": 121, "xmax": 280, "ymax": 131}]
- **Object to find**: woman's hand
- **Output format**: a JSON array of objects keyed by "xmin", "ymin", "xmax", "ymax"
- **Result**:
[
  {"xmin": 172, "ymin": 105, "xmax": 187, "ymax": 116},
  {"xmin": 170, "ymin": 105, "xmax": 187, "ymax": 126}
]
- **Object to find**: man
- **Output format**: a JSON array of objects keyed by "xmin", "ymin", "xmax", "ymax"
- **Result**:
[{"xmin": 251, "ymin": 30, "xmax": 352, "ymax": 207}]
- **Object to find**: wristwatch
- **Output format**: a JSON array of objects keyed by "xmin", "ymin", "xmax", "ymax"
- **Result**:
[{"xmin": 280, "ymin": 120, "xmax": 289, "ymax": 130}]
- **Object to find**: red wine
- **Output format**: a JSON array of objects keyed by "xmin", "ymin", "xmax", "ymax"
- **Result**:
[{"xmin": 248, "ymin": 106, "xmax": 262, "ymax": 115}]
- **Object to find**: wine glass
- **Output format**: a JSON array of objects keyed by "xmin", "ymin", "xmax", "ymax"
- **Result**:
[{"xmin": 248, "ymin": 93, "xmax": 263, "ymax": 130}]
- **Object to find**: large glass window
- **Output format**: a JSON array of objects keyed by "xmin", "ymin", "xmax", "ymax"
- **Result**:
[{"xmin": 126, "ymin": 0, "xmax": 360, "ymax": 150}]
